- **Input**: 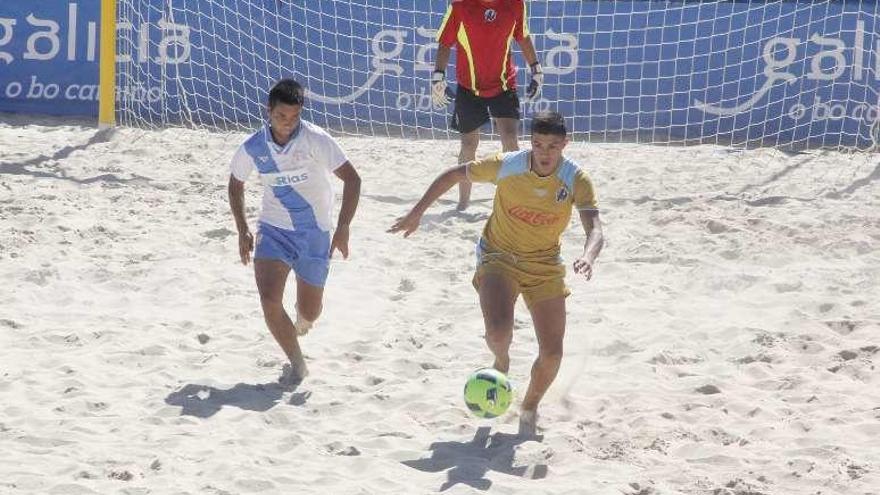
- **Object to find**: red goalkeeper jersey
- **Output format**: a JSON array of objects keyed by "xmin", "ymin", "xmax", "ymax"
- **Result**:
[{"xmin": 436, "ymin": 0, "xmax": 530, "ymax": 98}]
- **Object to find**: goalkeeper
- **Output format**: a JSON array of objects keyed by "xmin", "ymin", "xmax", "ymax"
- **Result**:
[{"xmin": 432, "ymin": 0, "xmax": 543, "ymax": 210}]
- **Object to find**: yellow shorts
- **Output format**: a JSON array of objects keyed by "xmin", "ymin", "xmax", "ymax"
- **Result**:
[{"xmin": 472, "ymin": 239, "xmax": 570, "ymax": 308}]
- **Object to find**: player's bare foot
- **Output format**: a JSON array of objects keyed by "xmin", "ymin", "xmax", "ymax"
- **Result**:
[
  {"xmin": 295, "ymin": 322, "xmax": 310, "ymax": 336},
  {"xmin": 279, "ymin": 359, "xmax": 308, "ymax": 388},
  {"xmin": 294, "ymin": 310, "xmax": 313, "ymax": 336},
  {"xmin": 518, "ymin": 409, "xmax": 538, "ymax": 436},
  {"xmin": 291, "ymin": 355, "xmax": 309, "ymax": 378}
]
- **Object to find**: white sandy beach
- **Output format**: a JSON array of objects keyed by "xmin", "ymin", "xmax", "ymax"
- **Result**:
[{"xmin": 0, "ymin": 116, "xmax": 878, "ymax": 494}]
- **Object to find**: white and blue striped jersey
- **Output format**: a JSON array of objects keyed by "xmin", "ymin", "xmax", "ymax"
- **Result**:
[{"xmin": 230, "ymin": 120, "xmax": 348, "ymax": 232}]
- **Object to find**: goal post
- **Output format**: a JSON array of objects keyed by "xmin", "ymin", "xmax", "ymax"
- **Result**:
[
  {"xmin": 113, "ymin": 0, "xmax": 880, "ymax": 150},
  {"xmin": 98, "ymin": 0, "xmax": 115, "ymax": 128}
]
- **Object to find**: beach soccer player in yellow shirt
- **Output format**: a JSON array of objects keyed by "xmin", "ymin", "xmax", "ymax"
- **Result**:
[{"xmin": 389, "ymin": 111, "xmax": 605, "ymax": 434}]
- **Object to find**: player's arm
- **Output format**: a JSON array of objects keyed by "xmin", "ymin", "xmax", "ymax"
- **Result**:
[
  {"xmin": 431, "ymin": 45, "xmax": 453, "ymax": 106},
  {"xmin": 517, "ymin": 35, "xmax": 539, "ymax": 67},
  {"xmin": 514, "ymin": 0, "xmax": 538, "ymax": 66},
  {"xmin": 331, "ymin": 161, "xmax": 361, "ymax": 259},
  {"xmin": 434, "ymin": 44, "xmax": 451, "ymax": 75},
  {"xmin": 387, "ymin": 165, "xmax": 468, "ymax": 237},
  {"xmin": 573, "ymin": 210, "xmax": 604, "ymax": 280},
  {"xmin": 514, "ymin": 1, "xmax": 543, "ymax": 100},
  {"xmin": 431, "ymin": 5, "xmax": 457, "ymax": 106},
  {"xmin": 518, "ymin": 35, "xmax": 543, "ymax": 101},
  {"xmin": 227, "ymin": 175, "xmax": 253, "ymax": 265},
  {"xmin": 434, "ymin": 4, "xmax": 457, "ymax": 73}
]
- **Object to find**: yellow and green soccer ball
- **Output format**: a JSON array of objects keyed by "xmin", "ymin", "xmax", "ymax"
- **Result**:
[{"xmin": 463, "ymin": 368, "xmax": 513, "ymax": 418}]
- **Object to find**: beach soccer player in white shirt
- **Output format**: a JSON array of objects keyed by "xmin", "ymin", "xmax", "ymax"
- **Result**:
[{"xmin": 228, "ymin": 78, "xmax": 361, "ymax": 383}]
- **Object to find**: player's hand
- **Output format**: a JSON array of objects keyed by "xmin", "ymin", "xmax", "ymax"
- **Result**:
[
  {"xmin": 238, "ymin": 231, "xmax": 254, "ymax": 265},
  {"xmin": 526, "ymin": 62, "xmax": 544, "ymax": 102},
  {"xmin": 573, "ymin": 256, "xmax": 594, "ymax": 280},
  {"xmin": 431, "ymin": 70, "xmax": 450, "ymax": 107},
  {"xmin": 330, "ymin": 224, "xmax": 350, "ymax": 259},
  {"xmin": 388, "ymin": 210, "xmax": 422, "ymax": 237}
]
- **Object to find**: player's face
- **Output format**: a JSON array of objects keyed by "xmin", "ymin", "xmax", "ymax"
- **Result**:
[
  {"xmin": 267, "ymin": 102, "xmax": 302, "ymax": 143},
  {"xmin": 530, "ymin": 132, "xmax": 569, "ymax": 176}
]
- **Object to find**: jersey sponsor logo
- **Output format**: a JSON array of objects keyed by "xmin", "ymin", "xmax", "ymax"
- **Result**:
[
  {"xmin": 508, "ymin": 205, "xmax": 560, "ymax": 226},
  {"xmin": 265, "ymin": 171, "xmax": 309, "ymax": 187},
  {"xmin": 533, "ymin": 188, "xmax": 547, "ymax": 197},
  {"xmin": 484, "ymin": 9, "xmax": 497, "ymax": 22},
  {"xmin": 556, "ymin": 186, "xmax": 570, "ymax": 202},
  {"xmin": 258, "ymin": 155, "xmax": 270, "ymax": 163}
]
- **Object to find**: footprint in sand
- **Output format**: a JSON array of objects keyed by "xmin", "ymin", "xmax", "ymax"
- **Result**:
[
  {"xmin": 595, "ymin": 340, "xmax": 641, "ymax": 357},
  {"xmin": 827, "ymin": 345, "xmax": 878, "ymax": 374},
  {"xmin": 695, "ymin": 384, "xmax": 722, "ymax": 395},
  {"xmin": 324, "ymin": 441, "xmax": 361, "ymax": 456},
  {"xmin": 390, "ymin": 278, "xmax": 415, "ymax": 301},
  {"xmin": 0, "ymin": 319, "xmax": 22, "ymax": 329},
  {"xmin": 234, "ymin": 479, "xmax": 275, "ymax": 491},
  {"xmin": 24, "ymin": 267, "xmax": 58, "ymax": 286},
  {"xmin": 624, "ymin": 482, "xmax": 657, "ymax": 495},
  {"xmin": 818, "ymin": 302, "xmax": 835, "ymax": 313},
  {"xmin": 256, "ymin": 357, "xmax": 283, "ymax": 368},
  {"xmin": 823, "ymin": 319, "xmax": 862, "ymax": 335},
  {"xmin": 289, "ymin": 391, "xmax": 311, "ymax": 406},
  {"xmin": 201, "ymin": 228, "xmax": 234, "ymax": 240}
]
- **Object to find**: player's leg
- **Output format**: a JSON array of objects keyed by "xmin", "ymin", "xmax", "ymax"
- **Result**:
[
  {"xmin": 294, "ymin": 276, "xmax": 323, "ymax": 336},
  {"xmin": 477, "ymin": 272, "xmax": 518, "ymax": 373},
  {"xmin": 519, "ymin": 295, "xmax": 566, "ymax": 433},
  {"xmin": 494, "ymin": 117, "xmax": 520, "ymax": 152},
  {"xmin": 457, "ymin": 130, "xmax": 479, "ymax": 210},
  {"xmin": 451, "ymin": 88, "xmax": 490, "ymax": 210},
  {"xmin": 254, "ymin": 259, "xmax": 307, "ymax": 379},
  {"xmin": 290, "ymin": 228, "xmax": 330, "ymax": 341},
  {"xmin": 489, "ymin": 90, "xmax": 522, "ymax": 152}
]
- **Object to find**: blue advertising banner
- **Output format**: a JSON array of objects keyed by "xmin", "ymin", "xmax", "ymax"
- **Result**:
[
  {"xmin": 4, "ymin": 1, "xmax": 880, "ymax": 149},
  {"xmin": 0, "ymin": 1, "xmax": 100, "ymax": 116}
]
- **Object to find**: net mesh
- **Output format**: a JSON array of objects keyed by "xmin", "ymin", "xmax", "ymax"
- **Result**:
[{"xmin": 116, "ymin": 0, "xmax": 880, "ymax": 150}]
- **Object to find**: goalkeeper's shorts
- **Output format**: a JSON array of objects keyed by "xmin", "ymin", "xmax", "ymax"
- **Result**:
[{"xmin": 451, "ymin": 87, "xmax": 521, "ymax": 134}]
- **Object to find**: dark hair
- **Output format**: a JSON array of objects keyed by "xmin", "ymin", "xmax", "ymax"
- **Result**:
[
  {"xmin": 268, "ymin": 78, "xmax": 305, "ymax": 108},
  {"xmin": 530, "ymin": 111, "xmax": 567, "ymax": 137}
]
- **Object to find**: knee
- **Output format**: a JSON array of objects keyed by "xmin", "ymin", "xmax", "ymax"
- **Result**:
[
  {"xmin": 539, "ymin": 345, "xmax": 564, "ymax": 363},
  {"xmin": 297, "ymin": 303, "xmax": 322, "ymax": 323},
  {"xmin": 259, "ymin": 294, "xmax": 284, "ymax": 313},
  {"xmin": 460, "ymin": 135, "xmax": 479, "ymax": 156},
  {"xmin": 484, "ymin": 331, "xmax": 511, "ymax": 351},
  {"xmin": 484, "ymin": 320, "xmax": 513, "ymax": 347},
  {"xmin": 260, "ymin": 298, "xmax": 285, "ymax": 323}
]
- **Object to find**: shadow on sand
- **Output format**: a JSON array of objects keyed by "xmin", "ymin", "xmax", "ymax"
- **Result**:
[
  {"xmin": 402, "ymin": 426, "xmax": 548, "ymax": 491},
  {"xmin": 165, "ymin": 381, "xmax": 309, "ymax": 418}
]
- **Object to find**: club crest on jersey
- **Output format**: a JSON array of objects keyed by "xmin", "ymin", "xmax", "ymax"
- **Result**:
[
  {"xmin": 484, "ymin": 9, "xmax": 497, "ymax": 22},
  {"xmin": 556, "ymin": 186, "xmax": 570, "ymax": 202}
]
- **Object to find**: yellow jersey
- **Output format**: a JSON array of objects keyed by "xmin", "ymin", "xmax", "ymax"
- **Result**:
[{"xmin": 467, "ymin": 150, "xmax": 598, "ymax": 258}]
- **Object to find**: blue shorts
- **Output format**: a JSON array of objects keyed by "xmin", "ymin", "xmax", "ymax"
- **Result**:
[{"xmin": 254, "ymin": 222, "xmax": 331, "ymax": 287}]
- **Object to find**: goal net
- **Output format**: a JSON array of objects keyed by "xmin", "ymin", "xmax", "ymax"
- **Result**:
[{"xmin": 115, "ymin": 0, "xmax": 880, "ymax": 150}]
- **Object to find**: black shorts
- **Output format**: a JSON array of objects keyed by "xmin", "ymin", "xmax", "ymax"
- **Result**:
[{"xmin": 451, "ymin": 87, "xmax": 521, "ymax": 134}]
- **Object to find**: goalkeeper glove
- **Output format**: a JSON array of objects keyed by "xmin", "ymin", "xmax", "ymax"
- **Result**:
[
  {"xmin": 431, "ymin": 70, "xmax": 451, "ymax": 107},
  {"xmin": 526, "ymin": 62, "xmax": 544, "ymax": 101}
]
